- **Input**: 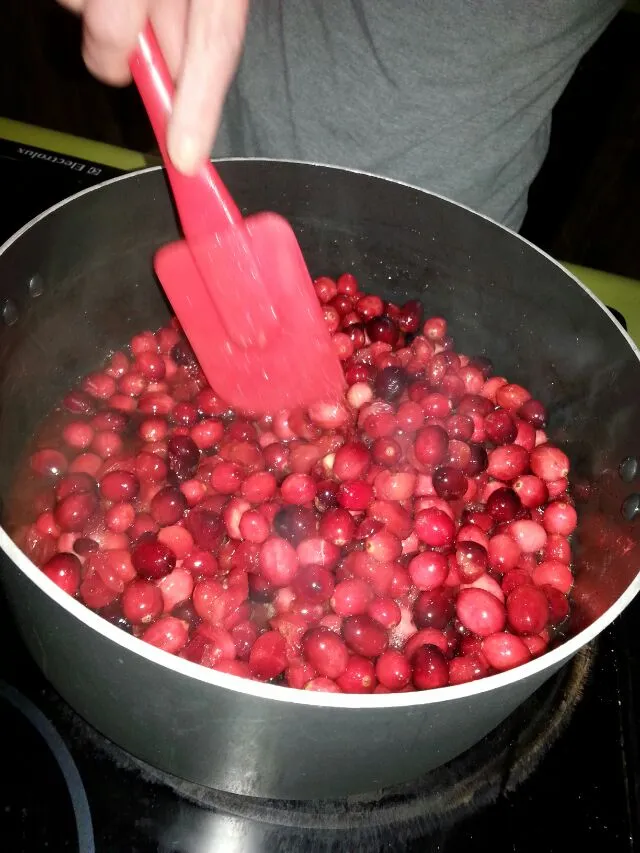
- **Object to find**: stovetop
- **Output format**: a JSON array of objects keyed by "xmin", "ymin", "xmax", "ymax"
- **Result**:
[{"xmin": 0, "ymin": 129, "xmax": 638, "ymax": 853}]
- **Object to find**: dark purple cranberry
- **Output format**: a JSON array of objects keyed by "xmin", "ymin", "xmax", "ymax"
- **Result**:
[
  {"xmin": 273, "ymin": 505, "xmax": 318, "ymax": 546},
  {"xmin": 366, "ymin": 316, "xmax": 399, "ymax": 346},
  {"xmin": 99, "ymin": 601, "xmax": 132, "ymax": 633},
  {"xmin": 486, "ymin": 487, "xmax": 521, "ymax": 523},
  {"xmin": 432, "ymin": 465, "xmax": 467, "ymax": 500},
  {"xmin": 170, "ymin": 340, "xmax": 197, "ymax": 367},
  {"xmin": 171, "ymin": 599, "xmax": 200, "ymax": 628},
  {"xmin": 414, "ymin": 589, "xmax": 455, "ymax": 629},
  {"xmin": 466, "ymin": 443, "xmax": 488, "ymax": 476},
  {"xmin": 73, "ymin": 537, "xmax": 99, "ymax": 556},
  {"xmin": 249, "ymin": 574, "xmax": 276, "ymax": 603},
  {"xmin": 167, "ymin": 434, "xmax": 200, "ymax": 480},
  {"xmin": 131, "ymin": 539, "xmax": 176, "ymax": 579},
  {"xmin": 315, "ymin": 480, "xmax": 339, "ymax": 513},
  {"xmin": 375, "ymin": 366, "xmax": 409, "ymax": 402},
  {"xmin": 468, "ymin": 356, "xmax": 494, "ymax": 379},
  {"xmin": 184, "ymin": 509, "xmax": 225, "ymax": 551},
  {"xmin": 518, "ymin": 399, "xmax": 548, "ymax": 428}
]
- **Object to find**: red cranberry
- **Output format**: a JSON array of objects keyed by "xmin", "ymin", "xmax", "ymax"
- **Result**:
[
  {"xmin": 333, "ymin": 442, "xmax": 371, "ymax": 482},
  {"xmin": 336, "ymin": 656, "xmax": 377, "ymax": 693},
  {"xmin": 132, "ymin": 539, "xmax": 176, "ymax": 579},
  {"xmin": 150, "ymin": 486, "xmax": 187, "ymax": 526},
  {"xmin": 122, "ymin": 580, "xmax": 163, "ymax": 624},
  {"xmin": 331, "ymin": 579, "xmax": 374, "ymax": 617},
  {"xmin": 398, "ymin": 300, "xmax": 423, "ymax": 334},
  {"xmin": 337, "ymin": 481, "xmax": 374, "ymax": 511},
  {"xmin": 484, "ymin": 410, "xmax": 517, "ymax": 445},
  {"xmin": 414, "ymin": 507, "xmax": 455, "ymax": 548},
  {"xmin": 487, "ymin": 444, "xmax": 530, "ymax": 481},
  {"xmin": 303, "ymin": 628, "xmax": 349, "ymax": 679},
  {"xmin": 259, "ymin": 537, "xmax": 299, "ymax": 587},
  {"xmin": 543, "ymin": 585, "xmax": 570, "ymax": 625},
  {"xmin": 518, "ymin": 399, "xmax": 547, "ymax": 428},
  {"xmin": 30, "ymin": 449, "xmax": 68, "ymax": 479},
  {"xmin": 100, "ymin": 471, "xmax": 140, "ymax": 503},
  {"xmin": 482, "ymin": 632, "xmax": 531, "ymax": 671},
  {"xmin": 408, "ymin": 551, "xmax": 448, "ymax": 590},
  {"xmin": 184, "ymin": 509, "xmax": 225, "ymax": 551},
  {"xmin": 411, "ymin": 644, "xmax": 449, "ymax": 690},
  {"xmin": 343, "ymin": 615, "xmax": 388, "ymax": 657},
  {"xmin": 41, "ymin": 553, "xmax": 81, "ymax": 595},
  {"xmin": 530, "ymin": 445, "xmax": 569, "ymax": 481},
  {"xmin": 414, "ymin": 426, "xmax": 448, "ymax": 466},
  {"xmin": 506, "ymin": 585, "xmax": 549, "ymax": 635},
  {"xmin": 248, "ymin": 631, "xmax": 288, "ymax": 680},
  {"xmin": 293, "ymin": 564, "xmax": 335, "ymax": 603},
  {"xmin": 142, "ymin": 616, "xmax": 189, "ymax": 654},
  {"xmin": 54, "ymin": 491, "xmax": 97, "ymax": 532}
]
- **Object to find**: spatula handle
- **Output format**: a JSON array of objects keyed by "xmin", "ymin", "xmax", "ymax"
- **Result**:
[{"xmin": 130, "ymin": 22, "xmax": 242, "ymax": 238}]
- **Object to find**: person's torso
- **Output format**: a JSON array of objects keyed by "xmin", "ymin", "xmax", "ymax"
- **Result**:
[{"xmin": 214, "ymin": 0, "xmax": 622, "ymax": 228}]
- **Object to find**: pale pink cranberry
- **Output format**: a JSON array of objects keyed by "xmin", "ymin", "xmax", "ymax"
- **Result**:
[
  {"xmin": 241, "ymin": 471, "xmax": 277, "ymax": 504},
  {"xmin": 259, "ymin": 537, "xmax": 299, "ymax": 586},
  {"xmin": 79, "ymin": 568, "xmax": 118, "ymax": 609},
  {"xmin": 142, "ymin": 616, "xmax": 189, "ymax": 654},
  {"xmin": 351, "ymin": 552, "xmax": 394, "ymax": 596},
  {"xmin": 482, "ymin": 632, "xmax": 531, "ymax": 671},
  {"xmin": 157, "ymin": 525, "xmax": 194, "ymax": 559},
  {"xmin": 373, "ymin": 470, "xmax": 416, "ymax": 501},
  {"xmin": 238, "ymin": 509, "xmax": 269, "ymax": 543},
  {"xmin": 182, "ymin": 549, "xmax": 219, "ymax": 578},
  {"xmin": 91, "ymin": 430, "xmax": 123, "ymax": 459},
  {"xmin": 508, "ymin": 519, "xmax": 547, "ymax": 554},
  {"xmin": 249, "ymin": 631, "xmax": 288, "ymax": 680},
  {"xmin": 423, "ymin": 317, "xmax": 447, "ymax": 341},
  {"xmin": 531, "ymin": 560, "xmax": 573, "ymax": 594},
  {"xmin": 280, "ymin": 473, "xmax": 317, "ymax": 505},
  {"xmin": 542, "ymin": 501, "xmax": 577, "ymax": 536},
  {"xmin": 365, "ymin": 529, "xmax": 402, "ymax": 562},
  {"xmin": 367, "ymin": 597, "xmax": 401, "ymax": 629},
  {"xmin": 131, "ymin": 330, "xmax": 158, "ymax": 355},
  {"xmin": 408, "ymin": 551, "xmax": 448, "ymax": 590},
  {"xmin": 414, "ymin": 425, "xmax": 448, "ymax": 466},
  {"xmin": 139, "ymin": 417, "xmax": 168, "ymax": 443},
  {"xmin": 305, "ymin": 677, "xmax": 342, "ymax": 692},
  {"xmin": 41, "ymin": 553, "xmax": 81, "ymax": 595},
  {"xmin": 82, "ymin": 372, "xmax": 116, "ymax": 400},
  {"xmin": 157, "ymin": 567, "xmax": 194, "ymax": 612},
  {"xmin": 30, "ymin": 449, "xmax": 68, "ymax": 479},
  {"xmin": 456, "ymin": 587, "xmax": 506, "ymax": 637},
  {"xmin": 297, "ymin": 537, "xmax": 340, "ymax": 569},
  {"xmin": 105, "ymin": 502, "xmax": 135, "ymax": 533},
  {"xmin": 546, "ymin": 477, "xmax": 569, "ymax": 499},
  {"xmin": 62, "ymin": 421, "xmax": 94, "ymax": 450},
  {"xmin": 530, "ymin": 445, "xmax": 570, "ymax": 481}
]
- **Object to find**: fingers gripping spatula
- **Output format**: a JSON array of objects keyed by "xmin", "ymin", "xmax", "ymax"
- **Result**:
[{"xmin": 129, "ymin": 24, "xmax": 345, "ymax": 414}]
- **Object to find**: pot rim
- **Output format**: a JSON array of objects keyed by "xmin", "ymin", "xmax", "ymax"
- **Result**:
[{"xmin": 1, "ymin": 158, "xmax": 639, "ymax": 709}]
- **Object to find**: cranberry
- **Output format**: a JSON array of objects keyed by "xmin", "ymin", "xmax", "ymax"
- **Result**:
[
  {"xmin": 411, "ymin": 644, "xmax": 449, "ymax": 690},
  {"xmin": 142, "ymin": 616, "xmax": 189, "ymax": 654},
  {"xmin": 482, "ymin": 632, "xmax": 531, "ymax": 671},
  {"xmin": 487, "ymin": 444, "xmax": 530, "ymax": 481},
  {"xmin": 30, "ymin": 449, "xmax": 68, "ymax": 479},
  {"xmin": 414, "ymin": 507, "xmax": 455, "ymax": 548},
  {"xmin": 375, "ymin": 366, "xmax": 409, "ymax": 402},
  {"xmin": 303, "ymin": 628, "xmax": 349, "ymax": 679},
  {"xmin": 248, "ymin": 631, "xmax": 288, "ymax": 680},
  {"xmin": 542, "ymin": 501, "xmax": 578, "ymax": 536},
  {"xmin": 486, "ymin": 487, "xmax": 521, "ymax": 522},
  {"xmin": 398, "ymin": 300, "xmax": 423, "ymax": 334},
  {"xmin": 414, "ymin": 425, "xmax": 448, "ymax": 466},
  {"xmin": 294, "ymin": 564, "xmax": 335, "ymax": 603},
  {"xmin": 376, "ymin": 649, "xmax": 412, "ymax": 690},
  {"xmin": 518, "ymin": 399, "xmax": 547, "ymax": 428},
  {"xmin": 150, "ymin": 486, "xmax": 187, "ymax": 526},
  {"xmin": 455, "ymin": 541, "xmax": 488, "ymax": 582},
  {"xmin": 274, "ymin": 505, "xmax": 318, "ymax": 545},
  {"xmin": 456, "ymin": 587, "xmax": 506, "ymax": 636},
  {"xmin": 343, "ymin": 615, "xmax": 388, "ymax": 657},
  {"xmin": 167, "ymin": 434, "xmax": 200, "ymax": 480},
  {"xmin": 184, "ymin": 509, "xmax": 225, "ymax": 551},
  {"xmin": 331, "ymin": 579, "xmax": 374, "ymax": 617},
  {"xmin": 432, "ymin": 466, "xmax": 467, "ymax": 500},
  {"xmin": 408, "ymin": 551, "xmax": 448, "ymax": 590},
  {"xmin": 131, "ymin": 539, "xmax": 176, "ymax": 579},
  {"xmin": 414, "ymin": 589, "xmax": 454, "ymax": 630},
  {"xmin": 366, "ymin": 316, "xmax": 398, "ymax": 346},
  {"xmin": 372, "ymin": 437, "xmax": 402, "ymax": 467},
  {"xmin": 259, "ymin": 537, "xmax": 299, "ymax": 587},
  {"xmin": 506, "ymin": 585, "xmax": 549, "ymax": 635},
  {"xmin": 513, "ymin": 474, "xmax": 548, "ymax": 508},
  {"xmin": 122, "ymin": 580, "xmax": 164, "ymax": 624},
  {"xmin": 484, "ymin": 410, "xmax": 517, "ymax": 445},
  {"xmin": 100, "ymin": 471, "xmax": 139, "ymax": 502},
  {"xmin": 448, "ymin": 653, "xmax": 489, "ymax": 685},
  {"xmin": 333, "ymin": 442, "xmax": 371, "ymax": 482},
  {"xmin": 530, "ymin": 445, "xmax": 569, "ymax": 481},
  {"xmin": 337, "ymin": 481, "xmax": 374, "ymax": 511},
  {"xmin": 41, "ymin": 553, "xmax": 81, "ymax": 595},
  {"xmin": 54, "ymin": 491, "xmax": 97, "ymax": 532}
]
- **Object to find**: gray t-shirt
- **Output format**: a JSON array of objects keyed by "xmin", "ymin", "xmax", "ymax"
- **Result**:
[{"xmin": 214, "ymin": 0, "xmax": 621, "ymax": 230}]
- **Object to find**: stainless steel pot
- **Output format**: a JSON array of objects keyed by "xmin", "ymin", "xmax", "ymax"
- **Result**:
[{"xmin": 0, "ymin": 160, "xmax": 639, "ymax": 800}]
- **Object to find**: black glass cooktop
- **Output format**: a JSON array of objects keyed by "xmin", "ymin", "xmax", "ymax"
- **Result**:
[{"xmin": 0, "ymin": 133, "xmax": 638, "ymax": 853}]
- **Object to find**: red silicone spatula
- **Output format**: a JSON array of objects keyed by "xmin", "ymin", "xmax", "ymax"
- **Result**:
[{"xmin": 129, "ymin": 23, "xmax": 345, "ymax": 414}]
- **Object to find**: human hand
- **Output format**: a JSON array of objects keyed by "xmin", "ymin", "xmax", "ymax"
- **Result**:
[{"xmin": 57, "ymin": 0, "xmax": 249, "ymax": 174}]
